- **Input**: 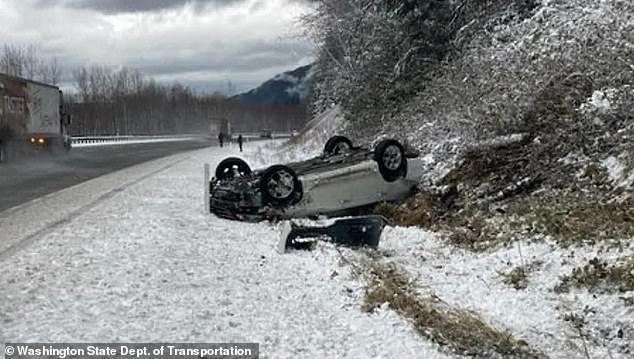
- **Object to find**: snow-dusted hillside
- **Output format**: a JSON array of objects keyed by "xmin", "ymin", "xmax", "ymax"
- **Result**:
[{"xmin": 286, "ymin": 2, "xmax": 634, "ymax": 354}]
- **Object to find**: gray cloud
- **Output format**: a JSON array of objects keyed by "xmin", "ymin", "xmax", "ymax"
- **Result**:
[
  {"xmin": 3, "ymin": 0, "xmax": 314, "ymax": 94},
  {"xmin": 57, "ymin": 0, "xmax": 314, "ymax": 14},
  {"xmin": 43, "ymin": 0, "xmax": 247, "ymax": 14},
  {"xmin": 123, "ymin": 37, "xmax": 313, "ymax": 93},
  {"xmin": 128, "ymin": 39, "xmax": 311, "ymax": 74}
]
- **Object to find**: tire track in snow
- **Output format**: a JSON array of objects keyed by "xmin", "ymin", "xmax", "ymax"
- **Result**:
[{"xmin": 0, "ymin": 156, "xmax": 189, "ymax": 261}]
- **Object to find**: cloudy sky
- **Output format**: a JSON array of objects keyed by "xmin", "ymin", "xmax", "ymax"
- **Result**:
[{"xmin": 0, "ymin": 0, "xmax": 315, "ymax": 94}]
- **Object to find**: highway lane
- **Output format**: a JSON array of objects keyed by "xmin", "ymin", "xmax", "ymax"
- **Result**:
[{"xmin": 0, "ymin": 139, "xmax": 213, "ymax": 213}]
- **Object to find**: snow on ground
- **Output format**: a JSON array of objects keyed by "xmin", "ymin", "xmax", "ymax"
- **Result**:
[
  {"xmin": 242, "ymin": 139, "xmax": 634, "ymax": 358},
  {"xmin": 374, "ymin": 228, "xmax": 634, "ymax": 359},
  {"xmin": 273, "ymin": 105, "xmax": 345, "ymax": 163},
  {"xmin": 0, "ymin": 143, "xmax": 451, "ymax": 359},
  {"xmin": 5, "ymin": 139, "xmax": 629, "ymax": 358}
]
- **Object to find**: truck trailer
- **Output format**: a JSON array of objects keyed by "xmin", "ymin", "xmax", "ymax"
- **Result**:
[
  {"xmin": 0, "ymin": 73, "xmax": 72, "ymax": 162},
  {"xmin": 210, "ymin": 117, "xmax": 231, "ymax": 140}
]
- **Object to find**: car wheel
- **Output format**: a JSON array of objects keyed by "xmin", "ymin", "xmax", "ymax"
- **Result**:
[
  {"xmin": 260, "ymin": 165, "xmax": 302, "ymax": 206},
  {"xmin": 324, "ymin": 136, "xmax": 353, "ymax": 156},
  {"xmin": 215, "ymin": 157, "xmax": 252, "ymax": 180},
  {"xmin": 374, "ymin": 139, "xmax": 407, "ymax": 182}
]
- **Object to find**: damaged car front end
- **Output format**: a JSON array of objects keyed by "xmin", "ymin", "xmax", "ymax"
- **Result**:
[{"xmin": 210, "ymin": 177, "xmax": 265, "ymax": 221}]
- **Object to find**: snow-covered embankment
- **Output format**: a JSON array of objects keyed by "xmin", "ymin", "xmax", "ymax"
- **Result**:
[{"xmin": 0, "ymin": 144, "xmax": 448, "ymax": 359}]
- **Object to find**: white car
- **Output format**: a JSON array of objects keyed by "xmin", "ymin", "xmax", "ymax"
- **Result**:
[{"xmin": 207, "ymin": 136, "xmax": 422, "ymax": 221}]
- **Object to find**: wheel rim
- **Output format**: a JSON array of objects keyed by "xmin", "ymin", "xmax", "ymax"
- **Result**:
[
  {"xmin": 334, "ymin": 142, "xmax": 351, "ymax": 154},
  {"xmin": 382, "ymin": 145, "xmax": 402, "ymax": 171},
  {"xmin": 267, "ymin": 170, "xmax": 295, "ymax": 199}
]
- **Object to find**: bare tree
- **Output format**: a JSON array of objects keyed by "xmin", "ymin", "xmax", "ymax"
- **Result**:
[
  {"xmin": 0, "ymin": 44, "xmax": 25, "ymax": 77},
  {"xmin": 67, "ymin": 64, "xmax": 308, "ymax": 136},
  {"xmin": 40, "ymin": 57, "xmax": 62, "ymax": 85},
  {"xmin": 1, "ymin": 44, "xmax": 64, "ymax": 85},
  {"xmin": 24, "ymin": 45, "xmax": 39, "ymax": 80}
]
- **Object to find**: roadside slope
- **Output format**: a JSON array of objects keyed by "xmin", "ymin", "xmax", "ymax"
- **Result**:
[{"xmin": 0, "ymin": 144, "xmax": 450, "ymax": 359}]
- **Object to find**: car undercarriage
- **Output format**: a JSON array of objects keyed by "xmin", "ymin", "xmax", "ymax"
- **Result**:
[{"xmin": 207, "ymin": 136, "xmax": 420, "ymax": 221}]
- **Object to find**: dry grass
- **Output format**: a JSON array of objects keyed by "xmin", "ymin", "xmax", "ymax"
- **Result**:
[
  {"xmin": 374, "ymin": 197, "xmax": 510, "ymax": 252},
  {"xmin": 374, "ymin": 187, "xmax": 504, "ymax": 251},
  {"xmin": 499, "ymin": 261, "xmax": 543, "ymax": 290},
  {"xmin": 361, "ymin": 260, "xmax": 544, "ymax": 358},
  {"xmin": 374, "ymin": 192, "xmax": 440, "ymax": 228},
  {"xmin": 500, "ymin": 267, "xmax": 530, "ymax": 290},
  {"xmin": 555, "ymin": 257, "xmax": 634, "ymax": 294},
  {"xmin": 443, "ymin": 209, "xmax": 504, "ymax": 251},
  {"xmin": 375, "ymin": 187, "xmax": 634, "ymax": 252},
  {"xmin": 511, "ymin": 193, "xmax": 634, "ymax": 247}
]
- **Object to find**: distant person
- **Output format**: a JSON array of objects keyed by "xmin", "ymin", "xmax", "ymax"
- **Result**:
[
  {"xmin": 237, "ymin": 134, "xmax": 244, "ymax": 152},
  {"xmin": 218, "ymin": 132, "xmax": 224, "ymax": 148}
]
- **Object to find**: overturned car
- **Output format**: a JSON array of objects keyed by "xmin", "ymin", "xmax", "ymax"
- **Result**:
[{"xmin": 206, "ymin": 136, "xmax": 422, "ymax": 221}]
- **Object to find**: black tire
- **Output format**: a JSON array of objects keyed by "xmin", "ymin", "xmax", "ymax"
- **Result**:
[
  {"xmin": 324, "ymin": 135, "xmax": 353, "ymax": 156},
  {"xmin": 374, "ymin": 139, "xmax": 407, "ymax": 182},
  {"xmin": 215, "ymin": 157, "xmax": 252, "ymax": 180},
  {"xmin": 260, "ymin": 165, "xmax": 302, "ymax": 206}
]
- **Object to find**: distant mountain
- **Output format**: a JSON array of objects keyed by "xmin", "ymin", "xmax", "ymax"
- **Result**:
[{"xmin": 234, "ymin": 64, "xmax": 313, "ymax": 105}]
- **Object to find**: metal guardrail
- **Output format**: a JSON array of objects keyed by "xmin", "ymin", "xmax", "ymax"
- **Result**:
[
  {"xmin": 70, "ymin": 133, "xmax": 294, "ymax": 146},
  {"xmin": 231, "ymin": 133, "xmax": 294, "ymax": 140},
  {"xmin": 71, "ymin": 134, "xmax": 204, "ymax": 146}
]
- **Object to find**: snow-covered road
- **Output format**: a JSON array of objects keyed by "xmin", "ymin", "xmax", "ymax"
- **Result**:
[{"xmin": 0, "ymin": 145, "xmax": 449, "ymax": 358}]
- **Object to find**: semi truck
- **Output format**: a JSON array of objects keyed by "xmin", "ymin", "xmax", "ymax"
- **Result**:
[
  {"xmin": 0, "ymin": 73, "xmax": 72, "ymax": 162},
  {"xmin": 210, "ymin": 117, "xmax": 231, "ymax": 141}
]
